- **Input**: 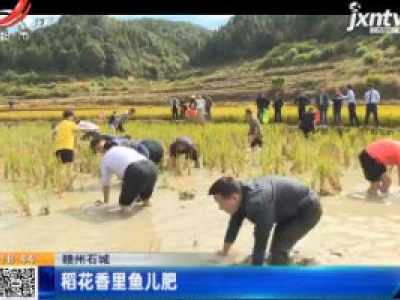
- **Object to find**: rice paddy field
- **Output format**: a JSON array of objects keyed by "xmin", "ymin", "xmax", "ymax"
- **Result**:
[
  {"xmin": 1, "ymin": 104, "xmax": 400, "ymax": 126},
  {"xmin": 1, "ymin": 120, "xmax": 400, "ymax": 265}
]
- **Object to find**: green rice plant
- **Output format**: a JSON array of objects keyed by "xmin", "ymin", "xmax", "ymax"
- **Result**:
[{"xmin": 12, "ymin": 183, "xmax": 31, "ymax": 216}]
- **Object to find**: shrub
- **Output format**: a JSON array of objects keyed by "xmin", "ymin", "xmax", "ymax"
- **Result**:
[
  {"xmin": 377, "ymin": 34, "xmax": 394, "ymax": 50},
  {"xmin": 287, "ymin": 47, "xmax": 298, "ymax": 59},
  {"xmin": 295, "ymin": 40, "xmax": 318, "ymax": 53},
  {"xmin": 363, "ymin": 54, "xmax": 376, "ymax": 65},
  {"xmin": 334, "ymin": 40, "xmax": 357, "ymax": 55},
  {"xmin": 1, "ymin": 70, "xmax": 18, "ymax": 81},
  {"xmin": 309, "ymin": 50, "xmax": 323, "ymax": 63},
  {"xmin": 356, "ymin": 46, "xmax": 368, "ymax": 56},
  {"xmin": 365, "ymin": 74, "xmax": 383, "ymax": 86},
  {"xmin": 293, "ymin": 53, "xmax": 310, "ymax": 65},
  {"xmin": 299, "ymin": 79, "xmax": 316, "ymax": 89},
  {"xmin": 272, "ymin": 77, "xmax": 285, "ymax": 89}
]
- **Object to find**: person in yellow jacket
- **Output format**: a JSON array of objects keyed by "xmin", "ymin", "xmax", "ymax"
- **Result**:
[{"xmin": 54, "ymin": 109, "xmax": 80, "ymax": 191}]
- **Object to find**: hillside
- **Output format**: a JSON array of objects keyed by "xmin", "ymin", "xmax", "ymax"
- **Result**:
[
  {"xmin": 190, "ymin": 15, "xmax": 369, "ymax": 66},
  {"xmin": 0, "ymin": 15, "xmax": 400, "ymax": 105},
  {"xmin": 0, "ymin": 15, "xmax": 211, "ymax": 79}
]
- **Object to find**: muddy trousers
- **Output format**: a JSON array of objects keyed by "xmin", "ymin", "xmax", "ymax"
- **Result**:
[
  {"xmin": 268, "ymin": 198, "xmax": 322, "ymax": 265},
  {"xmin": 119, "ymin": 160, "xmax": 158, "ymax": 206}
]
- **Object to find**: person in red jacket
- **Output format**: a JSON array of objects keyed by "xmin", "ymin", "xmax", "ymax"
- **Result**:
[{"xmin": 359, "ymin": 139, "xmax": 400, "ymax": 197}]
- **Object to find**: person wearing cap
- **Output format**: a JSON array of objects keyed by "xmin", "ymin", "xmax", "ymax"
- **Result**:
[
  {"xmin": 95, "ymin": 139, "xmax": 158, "ymax": 211},
  {"xmin": 208, "ymin": 175, "xmax": 322, "ymax": 266},
  {"xmin": 359, "ymin": 139, "xmax": 400, "ymax": 198},
  {"xmin": 54, "ymin": 109, "xmax": 80, "ymax": 190},
  {"xmin": 169, "ymin": 136, "xmax": 200, "ymax": 168}
]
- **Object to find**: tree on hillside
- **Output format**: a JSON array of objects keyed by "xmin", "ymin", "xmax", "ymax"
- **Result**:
[{"xmin": 81, "ymin": 43, "xmax": 106, "ymax": 74}]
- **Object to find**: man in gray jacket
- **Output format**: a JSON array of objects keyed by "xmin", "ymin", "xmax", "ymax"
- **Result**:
[
  {"xmin": 209, "ymin": 176, "xmax": 322, "ymax": 266},
  {"xmin": 316, "ymin": 87, "xmax": 330, "ymax": 125}
]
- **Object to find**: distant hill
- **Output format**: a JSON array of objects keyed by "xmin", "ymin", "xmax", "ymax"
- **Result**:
[
  {"xmin": 0, "ymin": 14, "xmax": 399, "ymax": 100},
  {"xmin": 190, "ymin": 15, "xmax": 370, "ymax": 66},
  {"xmin": 0, "ymin": 15, "xmax": 211, "ymax": 79}
]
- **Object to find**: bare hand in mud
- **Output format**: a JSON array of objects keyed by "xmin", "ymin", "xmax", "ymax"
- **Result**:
[
  {"xmin": 216, "ymin": 250, "xmax": 228, "ymax": 257},
  {"xmin": 207, "ymin": 252, "xmax": 229, "ymax": 264},
  {"xmin": 94, "ymin": 200, "xmax": 105, "ymax": 206}
]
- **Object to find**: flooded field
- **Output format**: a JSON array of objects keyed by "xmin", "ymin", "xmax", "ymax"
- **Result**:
[{"xmin": 1, "ymin": 167, "xmax": 399, "ymax": 266}]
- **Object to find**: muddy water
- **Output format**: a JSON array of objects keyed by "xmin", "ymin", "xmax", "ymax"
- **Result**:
[{"xmin": 0, "ymin": 167, "xmax": 399, "ymax": 266}]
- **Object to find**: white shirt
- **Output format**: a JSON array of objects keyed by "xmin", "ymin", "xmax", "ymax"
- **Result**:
[
  {"xmin": 343, "ymin": 89, "xmax": 356, "ymax": 103},
  {"xmin": 101, "ymin": 146, "xmax": 147, "ymax": 186},
  {"xmin": 365, "ymin": 89, "xmax": 380, "ymax": 104},
  {"xmin": 78, "ymin": 121, "xmax": 99, "ymax": 131},
  {"xmin": 195, "ymin": 98, "xmax": 205, "ymax": 110}
]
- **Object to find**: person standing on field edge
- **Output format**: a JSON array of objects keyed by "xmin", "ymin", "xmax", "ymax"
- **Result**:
[
  {"xmin": 54, "ymin": 109, "xmax": 80, "ymax": 191},
  {"xmin": 205, "ymin": 95, "xmax": 213, "ymax": 121},
  {"xmin": 364, "ymin": 83, "xmax": 380, "ymax": 128},
  {"xmin": 246, "ymin": 108, "xmax": 263, "ymax": 150},
  {"xmin": 256, "ymin": 91, "xmax": 268, "ymax": 124},
  {"xmin": 99, "ymin": 108, "xmax": 106, "ymax": 124},
  {"xmin": 180, "ymin": 99, "xmax": 188, "ymax": 119},
  {"xmin": 341, "ymin": 85, "xmax": 359, "ymax": 127},
  {"xmin": 273, "ymin": 90, "xmax": 284, "ymax": 123},
  {"xmin": 171, "ymin": 97, "xmax": 180, "ymax": 120},
  {"xmin": 209, "ymin": 175, "xmax": 322, "ymax": 265},
  {"xmin": 294, "ymin": 92, "xmax": 310, "ymax": 123},
  {"xmin": 331, "ymin": 88, "xmax": 344, "ymax": 126},
  {"xmin": 315, "ymin": 87, "xmax": 329, "ymax": 126}
]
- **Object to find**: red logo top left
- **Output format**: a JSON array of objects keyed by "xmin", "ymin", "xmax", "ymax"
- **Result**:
[{"xmin": 0, "ymin": 0, "xmax": 31, "ymax": 28}]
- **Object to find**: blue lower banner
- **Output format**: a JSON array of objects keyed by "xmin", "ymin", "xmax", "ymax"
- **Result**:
[{"xmin": 38, "ymin": 266, "xmax": 400, "ymax": 299}]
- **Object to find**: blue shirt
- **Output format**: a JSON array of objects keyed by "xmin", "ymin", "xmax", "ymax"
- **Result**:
[{"xmin": 104, "ymin": 135, "xmax": 150, "ymax": 159}]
